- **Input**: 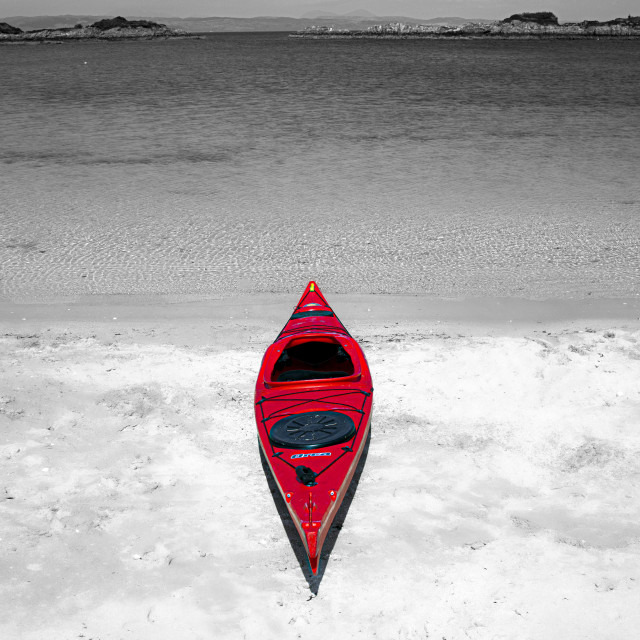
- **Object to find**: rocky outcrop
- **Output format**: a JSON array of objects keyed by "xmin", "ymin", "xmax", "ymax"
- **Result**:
[
  {"xmin": 89, "ymin": 16, "xmax": 167, "ymax": 31},
  {"xmin": 0, "ymin": 16, "xmax": 189, "ymax": 41},
  {"xmin": 495, "ymin": 13, "xmax": 640, "ymax": 36},
  {"xmin": 294, "ymin": 13, "xmax": 640, "ymax": 38},
  {"xmin": 503, "ymin": 12, "xmax": 559, "ymax": 26},
  {"xmin": 0, "ymin": 22, "xmax": 22, "ymax": 34}
]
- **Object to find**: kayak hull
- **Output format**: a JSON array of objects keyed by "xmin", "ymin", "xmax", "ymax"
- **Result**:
[{"xmin": 254, "ymin": 282, "xmax": 373, "ymax": 574}]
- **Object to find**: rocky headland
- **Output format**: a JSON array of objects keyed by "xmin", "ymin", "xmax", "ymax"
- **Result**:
[
  {"xmin": 0, "ymin": 16, "xmax": 190, "ymax": 42},
  {"xmin": 293, "ymin": 12, "xmax": 640, "ymax": 38}
]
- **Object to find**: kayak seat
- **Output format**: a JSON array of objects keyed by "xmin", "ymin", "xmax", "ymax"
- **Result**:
[{"xmin": 277, "ymin": 370, "xmax": 350, "ymax": 382}]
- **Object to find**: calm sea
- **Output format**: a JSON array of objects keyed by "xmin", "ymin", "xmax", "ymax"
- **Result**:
[{"xmin": 1, "ymin": 33, "xmax": 639, "ymax": 300}]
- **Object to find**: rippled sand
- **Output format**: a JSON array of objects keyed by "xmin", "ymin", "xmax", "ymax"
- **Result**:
[
  {"xmin": 2, "ymin": 213, "xmax": 638, "ymax": 301},
  {"xmin": 2, "ymin": 165, "xmax": 639, "ymax": 302}
]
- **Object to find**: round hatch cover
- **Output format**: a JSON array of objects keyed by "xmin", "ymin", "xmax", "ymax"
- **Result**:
[{"xmin": 269, "ymin": 411, "xmax": 356, "ymax": 449}]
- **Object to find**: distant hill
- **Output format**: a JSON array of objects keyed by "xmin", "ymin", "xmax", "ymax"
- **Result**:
[
  {"xmin": 301, "ymin": 11, "xmax": 337, "ymax": 18},
  {"xmin": 301, "ymin": 9, "xmax": 378, "ymax": 19},
  {"xmin": 427, "ymin": 16, "xmax": 492, "ymax": 25},
  {"xmin": 1, "ymin": 15, "xmax": 113, "ymax": 31},
  {"xmin": 0, "ymin": 13, "xmax": 493, "ymax": 33},
  {"xmin": 343, "ymin": 9, "xmax": 377, "ymax": 18}
]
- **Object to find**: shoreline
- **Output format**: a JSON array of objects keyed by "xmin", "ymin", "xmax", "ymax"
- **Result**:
[
  {"xmin": 0, "ymin": 32, "xmax": 191, "ymax": 43},
  {"xmin": 2, "ymin": 293, "xmax": 640, "ymax": 340},
  {"xmin": 0, "ymin": 37, "xmax": 196, "ymax": 46},
  {"xmin": 291, "ymin": 33, "xmax": 640, "ymax": 40}
]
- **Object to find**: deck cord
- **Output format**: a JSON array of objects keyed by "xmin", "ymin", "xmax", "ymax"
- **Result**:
[{"xmin": 257, "ymin": 388, "xmax": 371, "ymax": 481}]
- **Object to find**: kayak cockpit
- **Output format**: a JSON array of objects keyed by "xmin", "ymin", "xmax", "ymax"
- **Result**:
[{"xmin": 267, "ymin": 335, "xmax": 358, "ymax": 385}]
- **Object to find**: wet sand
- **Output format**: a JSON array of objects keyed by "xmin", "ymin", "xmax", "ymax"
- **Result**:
[
  {"xmin": 1, "ymin": 294, "xmax": 640, "ymax": 639},
  {"xmin": 2, "ymin": 193, "xmax": 639, "ymax": 301}
]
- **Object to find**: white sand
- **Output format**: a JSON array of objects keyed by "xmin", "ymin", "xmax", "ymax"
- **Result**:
[{"xmin": 1, "ymin": 297, "xmax": 640, "ymax": 639}]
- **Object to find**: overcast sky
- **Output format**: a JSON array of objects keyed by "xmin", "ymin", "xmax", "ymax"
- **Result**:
[{"xmin": 1, "ymin": 0, "xmax": 638, "ymax": 21}]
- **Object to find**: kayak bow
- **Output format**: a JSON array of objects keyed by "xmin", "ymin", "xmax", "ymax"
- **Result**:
[{"xmin": 254, "ymin": 281, "xmax": 373, "ymax": 574}]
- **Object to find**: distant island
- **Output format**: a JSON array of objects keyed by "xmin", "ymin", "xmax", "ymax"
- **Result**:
[
  {"xmin": 0, "ymin": 16, "xmax": 190, "ymax": 42},
  {"xmin": 293, "ymin": 12, "xmax": 640, "ymax": 38}
]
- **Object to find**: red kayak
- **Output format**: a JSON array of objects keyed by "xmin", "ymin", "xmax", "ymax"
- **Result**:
[{"xmin": 254, "ymin": 281, "xmax": 373, "ymax": 574}]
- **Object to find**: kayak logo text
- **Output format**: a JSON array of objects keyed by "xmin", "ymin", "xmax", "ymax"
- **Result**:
[{"xmin": 291, "ymin": 452, "xmax": 331, "ymax": 459}]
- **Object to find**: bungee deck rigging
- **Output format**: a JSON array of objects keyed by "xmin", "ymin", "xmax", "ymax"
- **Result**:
[{"xmin": 256, "ymin": 387, "xmax": 371, "ymax": 484}]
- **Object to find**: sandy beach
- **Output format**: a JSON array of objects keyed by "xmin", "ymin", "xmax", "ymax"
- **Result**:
[{"xmin": 1, "ymin": 294, "xmax": 639, "ymax": 639}]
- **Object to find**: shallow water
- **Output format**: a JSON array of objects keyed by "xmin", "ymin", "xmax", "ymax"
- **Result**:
[{"xmin": 1, "ymin": 34, "xmax": 639, "ymax": 300}]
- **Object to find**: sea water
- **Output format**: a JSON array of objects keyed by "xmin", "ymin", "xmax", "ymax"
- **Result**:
[{"xmin": 1, "ymin": 33, "xmax": 639, "ymax": 300}]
